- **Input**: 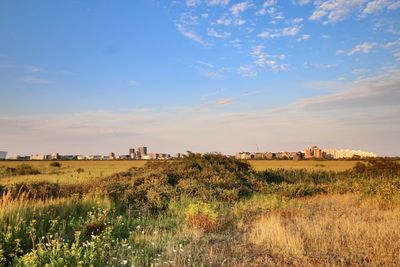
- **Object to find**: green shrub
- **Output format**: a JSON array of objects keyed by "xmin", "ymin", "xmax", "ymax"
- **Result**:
[
  {"xmin": 98, "ymin": 153, "xmax": 263, "ymax": 214},
  {"xmin": 49, "ymin": 162, "xmax": 61, "ymax": 168},
  {"xmin": 351, "ymin": 158, "xmax": 400, "ymax": 176},
  {"xmin": 5, "ymin": 164, "xmax": 40, "ymax": 176}
]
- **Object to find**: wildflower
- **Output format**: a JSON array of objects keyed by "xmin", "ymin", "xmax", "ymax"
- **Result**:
[
  {"xmin": 136, "ymin": 225, "xmax": 141, "ymax": 229},
  {"xmin": 128, "ymin": 246, "xmax": 132, "ymax": 249},
  {"xmin": 41, "ymin": 236, "xmax": 45, "ymax": 240},
  {"xmin": 142, "ymin": 230, "xmax": 145, "ymax": 234},
  {"xmin": 122, "ymin": 260, "xmax": 128, "ymax": 265}
]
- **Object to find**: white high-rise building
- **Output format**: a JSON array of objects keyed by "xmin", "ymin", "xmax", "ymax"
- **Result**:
[{"xmin": 323, "ymin": 148, "xmax": 377, "ymax": 159}]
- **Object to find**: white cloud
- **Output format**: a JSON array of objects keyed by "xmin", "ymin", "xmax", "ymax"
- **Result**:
[
  {"xmin": 25, "ymin": 65, "xmax": 44, "ymax": 73},
  {"xmin": 233, "ymin": 19, "xmax": 246, "ymax": 26},
  {"xmin": 258, "ymin": 31, "xmax": 270, "ymax": 39},
  {"xmin": 347, "ymin": 42, "xmax": 376, "ymax": 55},
  {"xmin": 201, "ymin": 70, "xmax": 224, "ymax": 79},
  {"xmin": 263, "ymin": 0, "xmax": 277, "ymax": 7},
  {"xmin": 197, "ymin": 61, "xmax": 214, "ymax": 68},
  {"xmin": 292, "ymin": 0, "xmax": 311, "ymax": 5},
  {"xmin": 309, "ymin": 0, "xmax": 367, "ymax": 23},
  {"xmin": 237, "ymin": 65, "xmax": 257, "ymax": 77},
  {"xmin": 230, "ymin": 38, "xmax": 242, "ymax": 48},
  {"xmin": 215, "ymin": 98, "xmax": 234, "ymax": 105},
  {"xmin": 176, "ymin": 23, "xmax": 205, "ymax": 45},
  {"xmin": 230, "ymin": 1, "xmax": 253, "ymax": 16},
  {"xmin": 305, "ymin": 62, "xmax": 337, "ymax": 69},
  {"xmin": 258, "ymin": 25, "xmax": 301, "ymax": 39},
  {"xmin": 388, "ymin": 1, "xmax": 400, "ymax": 10},
  {"xmin": 216, "ymin": 15, "xmax": 232, "ymax": 25},
  {"xmin": 206, "ymin": 0, "xmax": 230, "ymax": 6},
  {"xmin": 292, "ymin": 17, "xmax": 304, "ymax": 24},
  {"xmin": 382, "ymin": 40, "xmax": 400, "ymax": 48},
  {"xmin": 298, "ymin": 34, "xmax": 311, "ymax": 41},
  {"xmin": 363, "ymin": 0, "xmax": 390, "ymax": 13},
  {"xmin": 310, "ymin": 0, "xmax": 400, "ymax": 23},
  {"xmin": 363, "ymin": 0, "xmax": 400, "ymax": 13},
  {"xmin": 298, "ymin": 68, "xmax": 400, "ymax": 109},
  {"xmin": 23, "ymin": 75, "xmax": 50, "ymax": 84},
  {"xmin": 180, "ymin": 13, "xmax": 199, "ymax": 25},
  {"xmin": 282, "ymin": 25, "xmax": 301, "ymax": 36},
  {"xmin": 186, "ymin": 0, "xmax": 201, "ymax": 7},
  {"xmin": 207, "ymin": 28, "xmax": 231, "ymax": 38},
  {"xmin": 250, "ymin": 45, "xmax": 288, "ymax": 71}
]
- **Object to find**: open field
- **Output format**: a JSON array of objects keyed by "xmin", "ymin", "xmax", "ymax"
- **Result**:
[
  {"xmin": 0, "ymin": 156, "xmax": 399, "ymax": 266},
  {"xmin": 248, "ymin": 159, "xmax": 358, "ymax": 171},
  {"xmin": 0, "ymin": 160, "xmax": 358, "ymax": 185},
  {"xmin": 0, "ymin": 160, "xmax": 146, "ymax": 185}
]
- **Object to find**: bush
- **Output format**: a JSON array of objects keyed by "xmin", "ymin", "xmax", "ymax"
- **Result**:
[
  {"xmin": 98, "ymin": 153, "xmax": 263, "ymax": 214},
  {"xmin": 49, "ymin": 162, "xmax": 61, "ymax": 168},
  {"xmin": 5, "ymin": 164, "xmax": 40, "ymax": 176},
  {"xmin": 3, "ymin": 182, "xmax": 89, "ymax": 199},
  {"xmin": 351, "ymin": 158, "xmax": 400, "ymax": 176}
]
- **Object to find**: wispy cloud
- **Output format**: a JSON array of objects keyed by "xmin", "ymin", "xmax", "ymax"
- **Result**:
[
  {"xmin": 258, "ymin": 25, "xmax": 302, "ymax": 39},
  {"xmin": 23, "ymin": 75, "xmax": 50, "ymax": 84},
  {"xmin": 25, "ymin": 65, "xmax": 44, "ymax": 73},
  {"xmin": 347, "ymin": 42, "xmax": 376, "ymax": 55},
  {"xmin": 207, "ymin": 28, "xmax": 231, "ymax": 38},
  {"xmin": 250, "ymin": 45, "xmax": 288, "ymax": 71},
  {"xmin": 176, "ymin": 23, "xmax": 205, "ymax": 44},
  {"xmin": 297, "ymin": 68, "xmax": 400, "ymax": 109},
  {"xmin": 230, "ymin": 1, "xmax": 253, "ymax": 16},
  {"xmin": 237, "ymin": 65, "xmax": 257, "ymax": 77},
  {"xmin": 309, "ymin": 0, "xmax": 366, "ymax": 24}
]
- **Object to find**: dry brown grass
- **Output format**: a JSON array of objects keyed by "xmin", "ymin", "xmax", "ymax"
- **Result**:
[
  {"xmin": 247, "ymin": 194, "xmax": 400, "ymax": 266},
  {"xmin": 248, "ymin": 160, "xmax": 357, "ymax": 171}
]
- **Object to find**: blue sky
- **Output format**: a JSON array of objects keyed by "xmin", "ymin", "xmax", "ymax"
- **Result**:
[{"xmin": 1, "ymin": 0, "xmax": 400, "ymax": 156}]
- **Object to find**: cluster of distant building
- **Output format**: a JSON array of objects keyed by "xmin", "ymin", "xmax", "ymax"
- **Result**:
[
  {"xmin": 0, "ymin": 145, "xmax": 378, "ymax": 161},
  {"xmin": 236, "ymin": 145, "xmax": 377, "ymax": 160},
  {"xmin": 236, "ymin": 151, "xmax": 304, "ymax": 160},
  {"xmin": 306, "ymin": 146, "xmax": 377, "ymax": 159},
  {"xmin": 2, "ymin": 147, "xmax": 183, "ymax": 161}
]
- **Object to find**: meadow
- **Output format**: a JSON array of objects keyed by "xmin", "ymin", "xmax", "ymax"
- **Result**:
[
  {"xmin": 0, "ymin": 159, "xmax": 356, "ymax": 185},
  {"xmin": 0, "ymin": 156, "xmax": 399, "ymax": 266}
]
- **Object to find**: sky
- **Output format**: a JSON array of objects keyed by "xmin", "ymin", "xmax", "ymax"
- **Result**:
[{"xmin": 1, "ymin": 0, "xmax": 400, "ymax": 156}]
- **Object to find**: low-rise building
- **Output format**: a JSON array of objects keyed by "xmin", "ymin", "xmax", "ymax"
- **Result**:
[
  {"xmin": 30, "ymin": 154, "xmax": 46, "ymax": 160},
  {"xmin": 0, "ymin": 151, "xmax": 7, "ymax": 160}
]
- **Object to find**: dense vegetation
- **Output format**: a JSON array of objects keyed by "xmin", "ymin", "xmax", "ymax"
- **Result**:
[{"xmin": 0, "ymin": 155, "xmax": 399, "ymax": 266}]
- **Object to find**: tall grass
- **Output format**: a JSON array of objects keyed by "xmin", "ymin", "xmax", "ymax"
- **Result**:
[{"xmin": 248, "ymin": 194, "xmax": 400, "ymax": 266}]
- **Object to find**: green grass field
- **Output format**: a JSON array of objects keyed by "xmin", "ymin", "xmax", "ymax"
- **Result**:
[{"xmin": 0, "ymin": 160, "xmax": 357, "ymax": 185}]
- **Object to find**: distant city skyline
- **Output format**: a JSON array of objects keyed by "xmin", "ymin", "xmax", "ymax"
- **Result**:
[{"xmin": 1, "ymin": 1, "xmax": 399, "ymax": 156}]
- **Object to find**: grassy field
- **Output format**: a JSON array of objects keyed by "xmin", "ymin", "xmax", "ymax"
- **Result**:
[
  {"xmin": 248, "ymin": 159, "xmax": 357, "ymax": 171},
  {"xmin": 0, "ymin": 156, "xmax": 399, "ymax": 266},
  {"xmin": 0, "ymin": 160, "xmax": 146, "ymax": 185},
  {"xmin": 0, "ymin": 159, "xmax": 357, "ymax": 185}
]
